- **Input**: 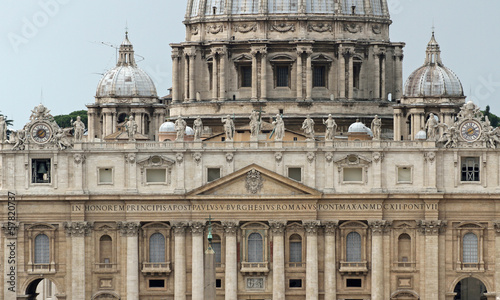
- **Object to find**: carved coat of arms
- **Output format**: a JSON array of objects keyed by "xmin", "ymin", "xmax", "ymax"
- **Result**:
[{"xmin": 245, "ymin": 169, "xmax": 263, "ymax": 194}]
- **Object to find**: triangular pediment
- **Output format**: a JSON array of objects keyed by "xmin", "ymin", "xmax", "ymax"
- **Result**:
[{"xmin": 187, "ymin": 164, "xmax": 321, "ymax": 198}]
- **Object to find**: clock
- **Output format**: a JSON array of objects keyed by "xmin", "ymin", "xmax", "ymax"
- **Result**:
[
  {"xmin": 31, "ymin": 122, "xmax": 53, "ymax": 144},
  {"xmin": 460, "ymin": 120, "xmax": 482, "ymax": 142}
]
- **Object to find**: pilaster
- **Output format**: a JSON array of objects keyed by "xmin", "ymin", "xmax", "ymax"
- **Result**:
[
  {"xmin": 270, "ymin": 220, "xmax": 286, "ymax": 300},
  {"xmin": 369, "ymin": 220, "xmax": 391, "ymax": 300},
  {"xmin": 322, "ymin": 221, "xmax": 338, "ymax": 300},
  {"xmin": 2, "ymin": 222, "xmax": 19, "ymax": 300},
  {"xmin": 222, "ymin": 221, "xmax": 238, "ymax": 300},
  {"xmin": 418, "ymin": 220, "xmax": 446, "ymax": 300},
  {"xmin": 118, "ymin": 221, "xmax": 140, "ymax": 300},
  {"xmin": 303, "ymin": 220, "xmax": 320, "ymax": 300},
  {"xmin": 64, "ymin": 222, "xmax": 92, "ymax": 300},
  {"xmin": 172, "ymin": 221, "xmax": 187, "ymax": 300},
  {"xmin": 190, "ymin": 221, "xmax": 205, "ymax": 300}
]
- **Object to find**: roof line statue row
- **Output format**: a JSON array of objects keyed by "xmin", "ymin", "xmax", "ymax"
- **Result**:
[{"xmin": 186, "ymin": 0, "xmax": 390, "ymax": 19}]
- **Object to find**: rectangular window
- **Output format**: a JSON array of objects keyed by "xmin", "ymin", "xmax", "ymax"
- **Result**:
[
  {"xmin": 240, "ymin": 65, "xmax": 252, "ymax": 87},
  {"xmin": 148, "ymin": 279, "xmax": 165, "ymax": 288},
  {"xmin": 397, "ymin": 167, "xmax": 412, "ymax": 183},
  {"xmin": 288, "ymin": 167, "xmax": 302, "ymax": 182},
  {"xmin": 212, "ymin": 241, "xmax": 222, "ymax": 263},
  {"xmin": 216, "ymin": 279, "xmax": 222, "ymax": 288},
  {"xmin": 461, "ymin": 157, "xmax": 480, "ymax": 182},
  {"xmin": 289, "ymin": 279, "xmax": 302, "ymax": 288},
  {"xmin": 208, "ymin": 64, "xmax": 213, "ymax": 90},
  {"xmin": 99, "ymin": 168, "xmax": 113, "ymax": 184},
  {"xmin": 289, "ymin": 241, "xmax": 302, "ymax": 262},
  {"xmin": 343, "ymin": 168, "xmax": 363, "ymax": 182},
  {"xmin": 276, "ymin": 66, "xmax": 289, "ymax": 87},
  {"xmin": 346, "ymin": 278, "xmax": 362, "ymax": 287},
  {"xmin": 32, "ymin": 159, "xmax": 51, "ymax": 184},
  {"xmin": 146, "ymin": 169, "xmax": 166, "ymax": 183},
  {"xmin": 353, "ymin": 62, "xmax": 361, "ymax": 89},
  {"xmin": 313, "ymin": 66, "xmax": 326, "ymax": 87},
  {"xmin": 207, "ymin": 168, "xmax": 221, "ymax": 182}
]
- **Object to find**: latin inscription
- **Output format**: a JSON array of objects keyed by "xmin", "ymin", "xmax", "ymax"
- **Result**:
[{"xmin": 72, "ymin": 202, "xmax": 438, "ymax": 213}]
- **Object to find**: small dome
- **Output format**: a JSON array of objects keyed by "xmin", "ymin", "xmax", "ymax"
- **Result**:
[
  {"xmin": 96, "ymin": 33, "xmax": 157, "ymax": 98},
  {"xmin": 159, "ymin": 121, "xmax": 176, "ymax": 133},
  {"xmin": 415, "ymin": 130, "xmax": 427, "ymax": 140},
  {"xmin": 404, "ymin": 32, "xmax": 463, "ymax": 98},
  {"xmin": 348, "ymin": 120, "xmax": 373, "ymax": 137},
  {"xmin": 159, "ymin": 122, "xmax": 195, "ymax": 135}
]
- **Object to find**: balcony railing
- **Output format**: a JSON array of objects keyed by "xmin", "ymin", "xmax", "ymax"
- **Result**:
[
  {"xmin": 27, "ymin": 263, "xmax": 56, "ymax": 274},
  {"xmin": 393, "ymin": 261, "xmax": 416, "ymax": 270},
  {"xmin": 339, "ymin": 261, "xmax": 368, "ymax": 274},
  {"xmin": 286, "ymin": 262, "xmax": 305, "ymax": 268},
  {"xmin": 240, "ymin": 262, "xmax": 269, "ymax": 274},
  {"xmin": 458, "ymin": 262, "xmax": 484, "ymax": 271},
  {"xmin": 142, "ymin": 262, "xmax": 171, "ymax": 274},
  {"xmin": 94, "ymin": 263, "xmax": 117, "ymax": 272}
]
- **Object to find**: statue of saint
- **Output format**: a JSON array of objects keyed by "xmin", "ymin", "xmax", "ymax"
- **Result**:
[
  {"xmin": 425, "ymin": 113, "xmax": 439, "ymax": 141},
  {"xmin": 126, "ymin": 116, "xmax": 138, "ymax": 141},
  {"xmin": 272, "ymin": 114, "xmax": 285, "ymax": 141},
  {"xmin": 193, "ymin": 117, "xmax": 203, "ymax": 141},
  {"xmin": 323, "ymin": 114, "xmax": 337, "ymax": 141},
  {"xmin": 371, "ymin": 115, "xmax": 382, "ymax": 140},
  {"xmin": 302, "ymin": 115, "xmax": 315, "ymax": 140},
  {"xmin": 222, "ymin": 115, "xmax": 235, "ymax": 141},
  {"xmin": 54, "ymin": 128, "xmax": 73, "ymax": 150},
  {"xmin": 174, "ymin": 115, "xmax": 187, "ymax": 141},
  {"xmin": 0, "ymin": 116, "xmax": 6, "ymax": 143},
  {"xmin": 249, "ymin": 110, "xmax": 261, "ymax": 137},
  {"xmin": 72, "ymin": 116, "xmax": 85, "ymax": 142}
]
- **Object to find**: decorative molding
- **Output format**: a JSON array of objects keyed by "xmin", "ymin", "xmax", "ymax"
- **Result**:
[
  {"xmin": 274, "ymin": 152, "xmax": 283, "ymax": 163},
  {"xmin": 308, "ymin": 23, "xmax": 332, "ymax": 33},
  {"xmin": 325, "ymin": 152, "xmax": 333, "ymax": 163},
  {"xmin": 125, "ymin": 154, "xmax": 136, "ymax": 164},
  {"xmin": 193, "ymin": 152, "xmax": 202, "ymax": 165},
  {"xmin": 424, "ymin": 152, "xmax": 436, "ymax": 163},
  {"xmin": 372, "ymin": 152, "xmax": 384, "ymax": 163},
  {"xmin": 245, "ymin": 169, "xmax": 263, "ymax": 194},
  {"xmin": 190, "ymin": 25, "xmax": 199, "ymax": 35},
  {"xmin": 207, "ymin": 24, "xmax": 224, "ymax": 34},
  {"xmin": 344, "ymin": 23, "xmax": 362, "ymax": 33},
  {"xmin": 172, "ymin": 221, "xmax": 188, "ymax": 235},
  {"xmin": 176, "ymin": 153, "xmax": 184, "ymax": 164},
  {"xmin": 117, "ymin": 221, "xmax": 140, "ymax": 236},
  {"xmin": 225, "ymin": 153, "xmax": 234, "ymax": 163},
  {"xmin": 372, "ymin": 24, "xmax": 382, "ymax": 34},
  {"xmin": 494, "ymin": 222, "xmax": 500, "ymax": 235},
  {"xmin": 369, "ymin": 220, "xmax": 392, "ymax": 235},
  {"xmin": 64, "ymin": 221, "xmax": 92, "ymax": 237},
  {"xmin": 234, "ymin": 23, "xmax": 257, "ymax": 33},
  {"xmin": 269, "ymin": 220, "xmax": 287, "ymax": 235},
  {"xmin": 307, "ymin": 152, "xmax": 315, "ymax": 163},
  {"xmin": 269, "ymin": 23, "xmax": 295, "ymax": 33}
]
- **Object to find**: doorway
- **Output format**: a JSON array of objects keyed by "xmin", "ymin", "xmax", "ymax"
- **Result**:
[{"xmin": 454, "ymin": 277, "xmax": 487, "ymax": 300}]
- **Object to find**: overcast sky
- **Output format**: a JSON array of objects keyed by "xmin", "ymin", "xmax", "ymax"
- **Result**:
[{"xmin": 1, "ymin": 0, "xmax": 500, "ymax": 129}]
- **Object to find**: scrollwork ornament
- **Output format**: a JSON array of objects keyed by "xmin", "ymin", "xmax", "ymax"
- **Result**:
[
  {"xmin": 424, "ymin": 152, "xmax": 436, "ymax": 163},
  {"xmin": 207, "ymin": 24, "xmax": 224, "ymax": 34},
  {"xmin": 190, "ymin": 25, "xmax": 199, "ymax": 35},
  {"xmin": 234, "ymin": 23, "xmax": 257, "ymax": 33},
  {"xmin": 344, "ymin": 23, "xmax": 362, "ymax": 33},
  {"xmin": 176, "ymin": 153, "xmax": 184, "ymax": 164},
  {"xmin": 307, "ymin": 152, "xmax": 315, "ymax": 163},
  {"xmin": 308, "ymin": 23, "xmax": 333, "ymax": 33},
  {"xmin": 325, "ymin": 152, "xmax": 333, "ymax": 163},
  {"xmin": 73, "ymin": 154, "xmax": 85, "ymax": 164},
  {"xmin": 372, "ymin": 24, "xmax": 382, "ymax": 34},
  {"xmin": 193, "ymin": 152, "xmax": 202, "ymax": 165},
  {"xmin": 125, "ymin": 154, "xmax": 136, "ymax": 164},
  {"xmin": 275, "ymin": 152, "xmax": 283, "ymax": 163},
  {"xmin": 269, "ymin": 23, "xmax": 295, "ymax": 33},
  {"xmin": 225, "ymin": 153, "xmax": 234, "ymax": 163},
  {"xmin": 245, "ymin": 169, "xmax": 263, "ymax": 194},
  {"xmin": 372, "ymin": 152, "xmax": 383, "ymax": 163}
]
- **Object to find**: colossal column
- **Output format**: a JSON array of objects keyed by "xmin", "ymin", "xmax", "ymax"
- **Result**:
[
  {"xmin": 374, "ymin": 49, "xmax": 381, "ymax": 99},
  {"xmin": 260, "ymin": 50, "xmax": 268, "ymax": 101},
  {"xmin": 270, "ymin": 220, "xmax": 286, "ymax": 300},
  {"xmin": 419, "ymin": 220, "xmax": 446, "ymax": 300},
  {"xmin": 338, "ymin": 46, "xmax": 346, "ymax": 99},
  {"xmin": 394, "ymin": 48, "xmax": 404, "ymax": 100},
  {"xmin": 173, "ymin": 222, "xmax": 187, "ymax": 300},
  {"xmin": 296, "ymin": 50, "xmax": 303, "ymax": 100},
  {"xmin": 118, "ymin": 221, "xmax": 140, "ymax": 300},
  {"xmin": 184, "ymin": 53, "xmax": 189, "ymax": 102},
  {"xmin": 191, "ymin": 221, "xmax": 205, "ymax": 300},
  {"xmin": 304, "ymin": 220, "xmax": 320, "ymax": 300},
  {"xmin": 306, "ymin": 50, "xmax": 313, "ymax": 101},
  {"xmin": 219, "ymin": 48, "xmax": 226, "ymax": 101},
  {"xmin": 172, "ymin": 50, "xmax": 180, "ymax": 102},
  {"xmin": 222, "ymin": 221, "xmax": 238, "ymax": 300},
  {"xmin": 212, "ymin": 52, "xmax": 218, "ymax": 101},
  {"xmin": 369, "ymin": 220, "xmax": 389, "ymax": 300},
  {"xmin": 323, "ymin": 221, "xmax": 338, "ymax": 300},
  {"xmin": 64, "ymin": 222, "xmax": 92, "ymax": 300},
  {"xmin": 188, "ymin": 50, "xmax": 197, "ymax": 102},
  {"xmin": 251, "ymin": 50, "xmax": 258, "ymax": 101}
]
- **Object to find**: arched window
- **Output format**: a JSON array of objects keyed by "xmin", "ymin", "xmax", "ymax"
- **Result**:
[
  {"xmin": 342, "ymin": 0, "xmax": 364, "ymax": 14},
  {"xmin": 463, "ymin": 233, "xmax": 478, "ymax": 263},
  {"xmin": 212, "ymin": 234, "xmax": 222, "ymax": 263},
  {"xmin": 34, "ymin": 234, "xmax": 50, "ymax": 264},
  {"xmin": 100, "ymin": 235, "xmax": 113, "ymax": 264},
  {"xmin": 398, "ymin": 234, "xmax": 411, "ymax": 262},
  {"xmin": 149, "ymin": 233, "xmax": 165, "ymax": 263},
  {"xmin": 248, "ymin": 232, "xmax": 263, "ymax": 262},
  {"xmin": 346, "ymin": 232, "xmax": 361, "ymax": 262},
  {"xmin": 232, "ymin": 0, "xmax": 259, "ymax": 14},
  {"xmin": 307, "ymin": 0, "xmax": 335, "ymax": 13},
  {"xmin": 268, "ymin": 0, "xmax": 298, "ymax": 13},
  {"xmin": 206, "ymin": 0, "xmax": 225, "ymax": 15},
  {"xmin": 289, "ymin": 234, "xmax": 302, "ymax": 262},
  {"xmin": 370, "ymin": 0, "xmax": 383, "ymax": 15}
]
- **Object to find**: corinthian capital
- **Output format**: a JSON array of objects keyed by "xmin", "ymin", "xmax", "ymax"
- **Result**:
[
  {"xmin": 190, "ymin": 221, "xmax": 205, "ymax": 235},
  {"xmin": 303, "ymin": 220, "xmax": 321, "ymax": 235},
  {"xmin": 64, "ymin": 221, "xmax": 93, "ymax": 237},
  {"xmin": 417, "ymin": 220, "xmax": 446, "ymax": 236},
  {"xmin": 322, "ymin": 220, "xmax": 339, "ymax": 235},
  {"xmin": 222, "ymin": 220, "xmax": 239, "ymax": 235},
  {"xmin": 369, "ymin": 220, "xmax": 391, "ymax": 236},
  {"xmin": 117, "ymin": 221, "xmax": 140, "ymax": 237},
  {"xmin": 269, "ymin": 220, "xmax": 287, "ymax": 235},
  {"xmin": 172, "ymin": 221, "xmax": 188, "ymax": 235}
]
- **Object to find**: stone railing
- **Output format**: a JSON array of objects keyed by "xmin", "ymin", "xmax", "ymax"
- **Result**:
[
  {"xmin": 286, "ymin": 262, "xmax": 305, "ymax": 268},
  {"xmin": 240, "ymin": 261, "xmax": 269, "ymax": 274},
  {"xmin": 94, "ymin": 262, "xmax": 117, "ymax": 273},
  {"xmin": 142, "ymin": 262, "xmax": 171, "ymax": 274},
  {"xmin": 339, "ymin": 261, "xmax": 368, "ymax": 275},
  {"xmin": 27, "ymin": 263, "xmax": 56, "ymax": 274}
]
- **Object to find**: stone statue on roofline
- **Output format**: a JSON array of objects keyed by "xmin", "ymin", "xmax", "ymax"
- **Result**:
[
  {"xmin": 175, "ymin": 115, "xmax": 187, "ymax": 141},
  {"xmin": 222, "ymin": 115, "xmax": 234, "ymax": 141},
  {"xmin": 302, "ymin": 115, "xmax": 315, "ymax": 140},
  {"xmin": 193, "ymin": 116, "xmax": 203, "ymax": 141},
  {"xmin": 323, "ymin": 114, "xmax": 337, "ymax": 141},
  {"xmin": 371, "ymin": 115, "xmax": 382, "ymax": 140}
]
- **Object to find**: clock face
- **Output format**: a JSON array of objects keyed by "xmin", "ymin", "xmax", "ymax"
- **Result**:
[
  {"xmin": 31, "ymin": 122, "xmax": 52, "ymax": 144},
  {"xmin": 460, "ymin": 120, "xmax": 481, "ymax": 142}
]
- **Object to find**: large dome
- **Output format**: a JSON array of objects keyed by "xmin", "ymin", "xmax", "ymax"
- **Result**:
[
  {"xmin": 96, "ymin": 34, "xmax": 157, "ymax": 98},
  {"xmin": 404, "ymin": 33, "xmax": 463, "ymax": 98},
  {"xmin": 187, "ymin": 0, "xmax": 389, "ymax": 18}
]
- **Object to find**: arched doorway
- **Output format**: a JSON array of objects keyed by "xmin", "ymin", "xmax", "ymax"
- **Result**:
[
  {"xmin": 25, "ymin": 278, "xmax": 59, "ymax": 299},
  {"xmin": 454, "ymin": 277, "xmax": 487, "ymax": 300}
]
